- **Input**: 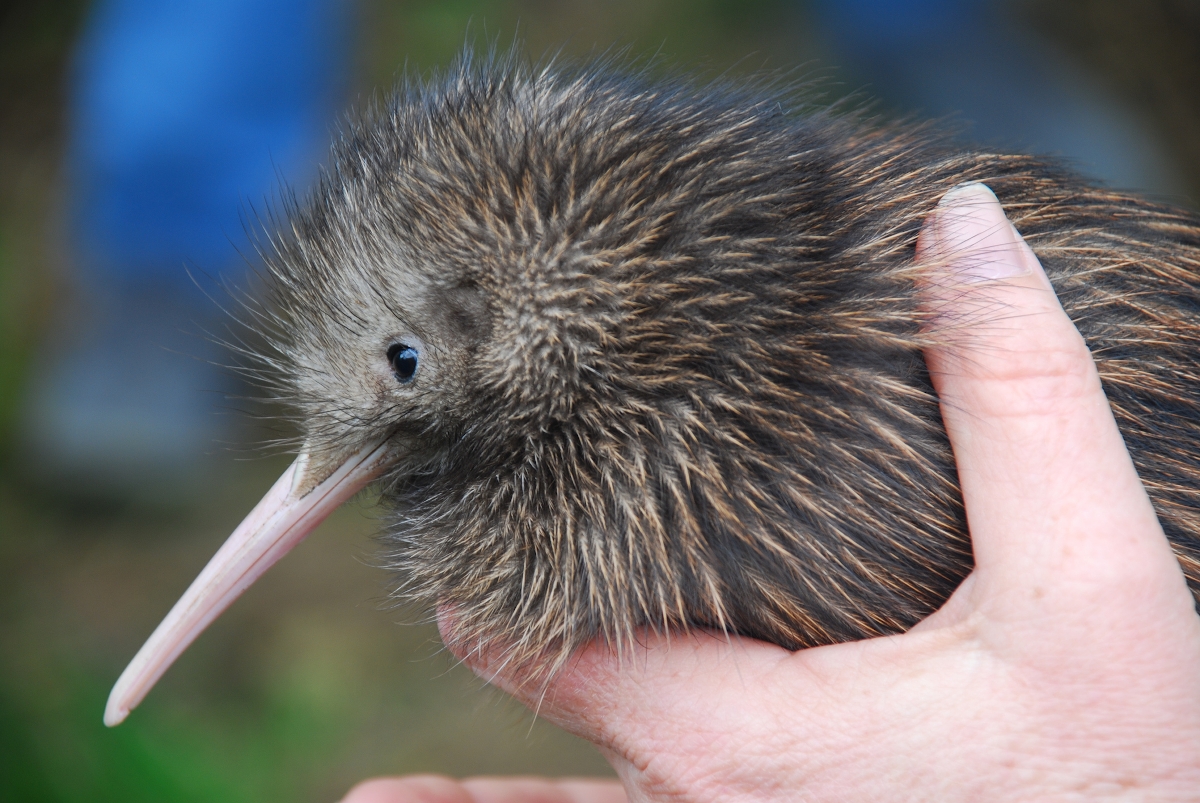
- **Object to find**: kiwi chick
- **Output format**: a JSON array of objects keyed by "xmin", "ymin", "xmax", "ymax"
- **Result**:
[
  {"xmin": 256, "ymin": 52, "xmax": 1200, "ymax": 666},
  {"xmin": 104, "ymin": 51, "xmax": 1200, "ymax": 726}
]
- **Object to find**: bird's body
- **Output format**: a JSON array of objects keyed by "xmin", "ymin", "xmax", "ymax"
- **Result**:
[
  {"xmin": 262, "ymin": 54, "xmax": 1200, "ymax": 665},
  {"xmin": 104, "ymin": 53, "xmax": 1200, "ymax": 724}
]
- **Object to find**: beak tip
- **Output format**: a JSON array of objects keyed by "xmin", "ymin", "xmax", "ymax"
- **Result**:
[{"xmin": 103, "ymin": 699, "xmax": 129, "ymax": 727}]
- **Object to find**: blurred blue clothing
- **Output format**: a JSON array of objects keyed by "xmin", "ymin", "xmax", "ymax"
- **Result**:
[
  {"xmin": 68, "ymin": 0, "xmax": 351, "ymax": 295},
  {"xmin": 19, "ymin": 0, "xmax": 353, "ymax": 502},
  {"xmin": 814, "ymin": 0, "xmax": 986, "ymax": 47}
]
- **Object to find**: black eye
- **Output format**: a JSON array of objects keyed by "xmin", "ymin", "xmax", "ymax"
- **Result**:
[{"xmin": 386, "ymin": 343, "xmax": 418, "ymax": 383}]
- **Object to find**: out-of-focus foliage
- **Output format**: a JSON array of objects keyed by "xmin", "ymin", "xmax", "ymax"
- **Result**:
[
  {"xmin": 1020, "ymin": 0, "xmax": 1200, "ymax": 202},
  {"xmin": 0, "ymin": 2, "xmax": 87, "ymax": 459},
  {"xmin": 355, "ymin": 0, "xmax": 808, "ymax": 87}
]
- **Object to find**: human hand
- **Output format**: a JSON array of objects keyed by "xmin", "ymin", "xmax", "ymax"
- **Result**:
[{"xmin": 343, "ymin": 183, "xmax": 1200, "ymax": 802}]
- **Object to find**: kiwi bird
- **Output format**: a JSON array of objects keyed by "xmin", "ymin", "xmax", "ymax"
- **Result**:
[{"xmin": 105, "ymin": 53, "xmax": 1200, "ymax": 726}]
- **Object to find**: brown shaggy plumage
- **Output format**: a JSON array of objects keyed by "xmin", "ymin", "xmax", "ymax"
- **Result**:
[{"xmin": 255, "ymin": 52, "xmax": 1200, "ymax": 669}]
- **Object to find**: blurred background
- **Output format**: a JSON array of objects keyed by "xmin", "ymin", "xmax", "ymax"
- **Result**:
[{"xmin": 1, "ymin": 1, "xmax": 1197, "ymax": 800}]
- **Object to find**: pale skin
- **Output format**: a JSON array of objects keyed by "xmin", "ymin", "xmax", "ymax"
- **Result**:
[{"xmin": 342, "ymin": 183, "xmax": 1200, "ymax": 803}]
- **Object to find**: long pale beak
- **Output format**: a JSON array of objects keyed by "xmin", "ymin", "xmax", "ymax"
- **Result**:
[{"xmin": 104, "ymin": 440, "xmax": 391, "ymax": 727}]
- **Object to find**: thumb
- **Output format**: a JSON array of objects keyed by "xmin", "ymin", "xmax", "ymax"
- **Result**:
[{"xmin": 917, "ymin": 182, "xmax": 1182, "ymax": 622}]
